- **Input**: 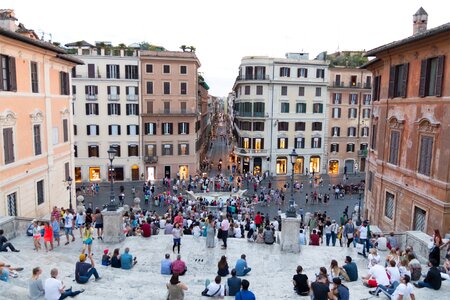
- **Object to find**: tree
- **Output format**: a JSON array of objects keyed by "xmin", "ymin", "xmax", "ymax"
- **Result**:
[
  {"xmin": 139, "ymin": 41, "xmax": 151, "ymax": 50},
  {"xmin": 180, "ymin": 45, "xmax": 187, "ymax": 52}
]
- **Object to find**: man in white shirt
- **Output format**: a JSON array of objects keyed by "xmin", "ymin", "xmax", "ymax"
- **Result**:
[
  {"xmin": 358, "ymin": 221, "xmax": 369, "ymax": 257},
  {"xmin": 370, "ymin": 274, "xmax": 416, "ymax": 299},
  {"xmin": 63, "ymin": 210, "xmax": 75, "ymax": 246},
  {"xmin": 44, "ymin": 268, "xmax": 84, "ymax": 300},
  {"xmin": 387, "ymin": 260, "xmax": 401, "ymax": 284},
  {"xmin": 362, "ymin": 259, "xmax": 390, "ymax": 288},
  {"xmin": 220, "ymin": 216, "xmax": 230, "ymax": 249},
  {"xmin": 204, "ymin": 275, "xmax": 225, "ymax": 297}
]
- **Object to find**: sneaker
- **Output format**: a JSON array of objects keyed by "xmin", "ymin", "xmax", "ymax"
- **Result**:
[
  {"xmin": 15, "ymin": 268, "xmax": 24, "ymax": 272},
  {"xmin": 80, "ymin": 289, "xmax": 85, "ymax": 293},
  {"xmin": 95, "ymin": 277, "xmax": 102, "ymax": 281},
  {"xmin": 369, "ymin": 290, "xmax": 379, "ymax": 296},
  {"xmin": 12, "ymin": 249, "xmax": 20, "ymax": 252},
  {"xmin": 413, "ymin": 283, "xmax": 424, "ymax": 288}
]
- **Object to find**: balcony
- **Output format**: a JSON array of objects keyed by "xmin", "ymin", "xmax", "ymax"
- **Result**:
[
  {"xmin": 144, "ymin": 156, "xmax": 158, "ymax": 164},
  {"xmin": 235, "ymin": 147, "xmax": 268, "ymax": 156},
  {"xmin": 143, "ymin": 108, "xmax": 197, "ymax": 117},
  {"xmin": 236, "ymin": 74, "xmax": 270, "ymax": 81},
  {"xmin": 349, "ymin": 82, "xmax": 361, "ymax": 88},
  {"xmin": 86, "ymin": 94, "xmax": 97, "ymax": 101},
  {"xmin": 358, "ymin": 149, "xmax": 368, "ymax": 157},
  {"xmin": 363, "ymin": 82, "xmax": 371, "ymax": 89},
  {"xmin": 108, "ymin": 94, "xmax": 120, "ymax": 101},
  {"xmin": 126, "ymin": 94, "xmax": 139, "ymax": 101},
  {"xmin": 333, "ymin": 81, "xmax": 344, "ymax": 87},
  {"xmin": 235, "ymin": 111, "xmax": 268, "ymax": 118}
]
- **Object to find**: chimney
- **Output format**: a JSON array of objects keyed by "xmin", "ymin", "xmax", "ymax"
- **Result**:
[
  {"xmin": 0, "ymin": 9, "xmax": 19, "ymax": 31},
  {"xmin": 413, "ymin": 7, "xmax": 428, "ymax": 35}
]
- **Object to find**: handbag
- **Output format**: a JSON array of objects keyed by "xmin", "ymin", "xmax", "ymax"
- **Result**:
[{"xmin": 202, "ymin": 285, "xmax": 221, "ymax": 297}]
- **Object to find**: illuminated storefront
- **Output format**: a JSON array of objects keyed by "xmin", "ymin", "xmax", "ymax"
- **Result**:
[
  {"xmin": 276, "ymin": 157, "xmax": 287, "ymax": 174},
  {"xmin": 147, "ymin": 167, "xmax": 155, "ymax": 182},
  {"xmin": 328, "ymin": 160, "xmax": 339, "ymax": 174},
  {"xmin": 294, "ymin": 156, "xmax": 304, "ymax": 174},
  {"xmin": 179, "ymin": 165, "xmax": 188, "ymax": 180},
  {"xmin": 75, "ymin": 167, "xmax": 82, "ymax": 182},
  {"xmin": 253, "ymin": 157, "xmax": 262, "ymax": 175},
  {"xmin": 89, "ymin": 167, "xmax": 100, "ymax": 181},
  {"xmin": 309, "ymin": 156, "xmax": 321, "ymax": 173},
  {"xmin": 131, "ymin": 165, "xmax": 140, "ymax": 181}
]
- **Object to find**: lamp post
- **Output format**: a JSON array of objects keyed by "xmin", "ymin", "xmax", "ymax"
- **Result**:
[
  {"xmin": 357, "ymin": 187, "xmax": 363, "ymax": 224},
  {"xmin": 286, "ymin": 149, "xmax": 298, "ymax": 218},
  {"xmin": 107, "ymin": 146, "xmax": 117, "ymax": 211},
  {"xmin": 67, "ymin": 176, "xmax": 73, "ymax": 210}
]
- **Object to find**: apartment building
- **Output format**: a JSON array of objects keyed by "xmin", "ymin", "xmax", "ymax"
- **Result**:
[
  {"xmin": 232, "ymin": 53, "xmax": 328, "ymax": 176},
  {"xmin": 0, "ymin": 10, "xmax": 82, "ymax": 217},
  {"xmin": 363, "ymin": 8, "xmax": 450, "ymax": 234},
  {"xmin": 67, "ymin": 42, "xmax": 142, "ymax": 182},
  {"xmin": 140, "ymin": 51, "xmax": 202, "ymax": 181},
  {"xmin": 327, "ymin": 66, "xmax": 372, "ymax": 174}
]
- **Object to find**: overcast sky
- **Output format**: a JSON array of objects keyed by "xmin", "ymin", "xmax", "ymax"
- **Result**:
[{"xmin": 3, "ymin": 0, "xmax": 448, "ymax": 96}]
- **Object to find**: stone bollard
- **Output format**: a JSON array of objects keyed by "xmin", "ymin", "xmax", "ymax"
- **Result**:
[
  {"xmin": 280, "ymin": 213, "xmax": 302, "ymax": 253},
  {"xmin": 102, "ymin": 207, "xmax": 125, "ymax": 243}
]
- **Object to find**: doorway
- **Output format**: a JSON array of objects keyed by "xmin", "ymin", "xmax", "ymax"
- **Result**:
[
  {"xmin": 164, "ymin": 166, "xmax": 171, "ymax": 179},
  {"xmin": 309, "ymin": 156, "xmax": 321, "ymax": 173},
  {"xmin": 147, "ymin": 167, "xmax": 155, "ymax": 182},
  {"xmin": 243, "ymin": 157, "xmax": 250, "ymax": 174},
  {"xmin": 360, "ymin": 158, "xmax": 366, "ymax": 172},
  {"xmin": 131, "ymin": 165, "xmax": 139, "ymax": 181},
  {"xmin": 344, "ymin": 160, "xmax": 354, "ymax": 174},
  {"xmin": 253, "ymin": 157, "xmax": 262, "ymax": 175}
]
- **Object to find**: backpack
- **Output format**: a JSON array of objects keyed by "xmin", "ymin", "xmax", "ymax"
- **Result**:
[{"xmin": 26, "ymin": 223, "xmax": 34, "ymax": 236}]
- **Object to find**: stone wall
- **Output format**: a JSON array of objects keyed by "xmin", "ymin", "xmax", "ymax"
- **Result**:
[{"xmin": 0, "ymin": 216, "xmax": 49, "ymax": 240}]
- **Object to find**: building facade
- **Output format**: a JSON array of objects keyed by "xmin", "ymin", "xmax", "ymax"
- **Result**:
[
  {"xmin": 232, "ymin": 53, "xmax": 329, "ymax": 176},
  {"xmin": 0, "ymin": 10, "xmax": 81, "ymax": 217},
  {"xmin": 327, "ymin": 67, "xmax": 372, "ymax": 174},
  {"xmin": 363, "ymin": 9, "xmax": 450, "ymax": 234},
  {"xmin": 67, "ymin": 42, "xmax": 142, "ymax": 182},
  {"xmin": 140, "ymin": 51, "xmax": 202, "ymax": 181}
]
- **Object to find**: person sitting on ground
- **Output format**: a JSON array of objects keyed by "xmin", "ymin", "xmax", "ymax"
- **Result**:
[
  {"xmin": 0, "ymin": 262, "xmax": 24, "ymax": 282},
  {"xmin": 121, "ymin": 247, "xmax": 137, "ymax": 270},
  {"xmin": 375, "ymin": 233, "xmax": 387, "ymax": 251},
  {"xmin": 166, "ymin": 273, "xmax": 188, "ymax": 300},
  {"xmin": 111, "ymin": 248, "xmax": 121, "ymax": 268},
  {"xmin": 317, "ymin": 267, "xmax": 330, "ymax": 284},
  {"xmin": 28, "ymin": 267, "xmax": 45, "ymax": 300},
  {"xmin": 45, "ymin": 268, "xmax": 84, "ymax": 300},
  {"xmin": 255, "ymin": 228, "xmax": 264, "ymax": 243},
  {"xmin": 0, "ymin": 229, "xmax": 20, "ymax": 252},
  {"xmin": 217, "ymin": 255, "xmax": 229, "ymax": 277},
  {"xmin": 385, "ymin": 248, "xmax": 400, "ymax": 267},
  {"xmin": 309, "ymin": 229, "xmax": 320, "ymax": 246},
  {"xmin": 235, "ymin": 254, "xmax": 251, "ymax": 276},
  {"xmin": 292, "ymin": 265, "xmax": 309, "ymax": 296},
  {"xmin": 414, "ymin": 258, "xmax": 442, "ymax": 290},
  {"xmin": 235, "ymin": 279, "xmax": 255, "ymax": 300},
  {"xmin": 386, "ymin": 259, "xmax": 401, "ymax": 285},
  {"xmin": 328, "ymin": 277, "xmax": 349, "ymax": 300},
  {"xmin": 263, "ymin": 226, "xmax": 275, "ymax": 245},
  {"xmin": 298, "ymin": 229, "xmax": 307, "ymax": 245},
  {"xmin": 367, "ymin": 248, "xmax": 381, "ymax": 269},
  {"xmin": 75, "ymin": 253, "xmax": 101, "ymax": 284},
  {"xmin": 342, "ymin": 256, "xmax": 358, "ymax": 282},
  {"xmin": 227, "ymin": 269, "xmax": 242, "ymax": 297},
  {"xmin": 361, "ymin": 259, "xmax": 390, "ymax": 288},
  {"xmin": 204, "ymin": 275, "xmax": 225, "ymax": 297},
  {"xmin": 329, "ymin": 259, "xmax": 350, "ymax": 282},
  {"xmin": 370, "ymin": 274, "xmax": 415, "ymax": 299},
  {"xmin": 407, "ymin": 253, "xmax": 422, "ymax": 281},
  {"xmin": 310, "ymin": 274, "xmax": 330, "ymax": 300},
  {"xmin": 141, "ymin": 219, "xmax": 151, "ymax": 238},
  {"xmin": 246, "ymin": 227, "xmax": 256, "ymax": 242},
  {"xmin": 102, "ymin": 249, "xmax": 111, "ymax": 266},
  {"xmin": 387, "ymin": 232, "xmax": 399, "ymax": 250},
  {"xmin": 171, "ymin": 254, "xmax": 187, "ymax": 276},
  {"xmin": 161, "ymin": 253, "xmax": 172, "ymax": 275}
]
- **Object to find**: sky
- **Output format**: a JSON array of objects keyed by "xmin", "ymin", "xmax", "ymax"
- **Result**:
[{"xmin": 3, "ymin": 0, "xmax": 448, "ymax": 97}]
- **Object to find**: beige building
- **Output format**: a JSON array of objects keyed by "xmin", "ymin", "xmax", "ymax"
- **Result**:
[
  {"xmin": 140, "ymin": 51, "xmax": 203, "ymax": 181},
  {"xmin": 0, "ymin": 10, "xmax": 82, "ymax": 217},
  {"xmin": 327, "ymin": 67, "xmax": 372, "ymax": 174},
  {"xmin": 66, "ymin": 41, "xmax": 142, "ymax": 182}
]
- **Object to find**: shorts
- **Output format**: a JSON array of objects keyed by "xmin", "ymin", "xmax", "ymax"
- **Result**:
[
  {"xmin": 33, "ymin": 236, "xmax": 41, "ymax": 240},
  {"xmin": 83, "ymin": 238, "xmax": 93, "ymax": 245},
  {"xmin": 64, "ymin": 227, "xmax": 73, "ymax": 235},
  {"xmin": 95, "ymin": 223, "xmax": 103, "ymax": 229},
  {"xmin": 53, "ymin": 231, "xmax": 60, "ymax": 238},
  {"xmin": 367, "ymin": 280, "xmax": 378, "ymax": 288}
]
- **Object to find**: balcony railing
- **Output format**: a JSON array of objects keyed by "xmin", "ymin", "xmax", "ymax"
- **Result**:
[
  {"xmin": 358, "ymin": 149, "xmax": 368, "ymax": 157},
  {"xmin": 364, "ymin": 82, "xmax": 371, "ymax": 89},
  {"xmin": 349, "ymin": 82, "xmax": 361, "ymax": 88},
  {"xmin": 126, "ymin": 94, "xmax": 139, "ymax": 101},
  {"xmin": 235, "ymin": 111, "xmax": 267, "ymax": 118},
  {"xmin": 236, "ymin": 74, "xmax": 270, "ymax": 81},
  {"xmin": 144, "ymin": 156, "xmax": 158, "ymax": 164},
  {"xmin": 235, "ymin": 147, "xmax": 268, "ymax": 155},
  {"xmin": 108, "ymin": 94, "xmax": 120, "ymax": 101},
  {"xmin": 332, "ymin": 82, "xmax": 369, "ymax": 89},
  {"xmin": 86, "ymin": 94, "xmax": 98, "ymax": 101},
  {"xmin": 150, "ymin": 108, "xmax": 197, "ymax": 115},
  {"xmin": 333, "ymin": 81, "xmax": 344, "ymax": 87}
]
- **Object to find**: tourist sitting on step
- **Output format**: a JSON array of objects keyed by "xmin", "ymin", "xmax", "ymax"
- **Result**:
[
  {"xmin": 171, "ymin": 254, "xmax": 187, "ymax": 276},
  {"xmin": 0, "ymin": 262, "xmax": 24, "ymax": 282},
  {"xmin": 121, "ymin": 247, "xmax": 137, "ymax": 270},
  {"xmin": 263, "ymin": 225, "xmax": 275, "ymax": 245},
  {"xmin": 414, "ymin": 258, "xmax": 442, "ymax": 290},
  {"xmin": 0, "ymin": 229, "xmax": 20, "ymax": 252},
  {"xmin": 235, "ymin": 279, "xmax": 256, "ymax": 300},
  {"xmin": 227, "ymin": 269, "xmax": 241, "ymax": 296},
  {"xmin": 203, "ymin": 275, "xmax": 225, "ymax": 297},
  {"xmin": 102, "ymin": 249, "xmax": 111, "ymax": 266},
  {"xmin": 161, "ymin": 253, "xmax": 172, "ymax": 275},
  {"xmin": 361, "ymin": 259, "xmax": 390, "ymax": 288},
  {"xmin": 329, "ymin": 277, "xmax": 349, "ymax": 300},
  {"xmin": 292, "ymin": 265, "xmax": 310, "ymax": 296},
  {"xmin": 235, "ymin": 254, "xmax": 251, "ymax": 276},
  {"xmin": 75, "ymin": 253, "xmax": 101, "ymax": 284},
  {"xmin": 217, "ymin": 255, "xmax": 229, "ymax": 277},
  {"xmin": 342, "ymin": 256, "xmax": 358, "ymax": 282},
  {"xmin": 166, "ymin": 273, "xmax": 188, "ymax": 300},
  {"xmin": 45, "ymin": 268, "xmax": 84, "ymax": 300},
  {"xmin": 28, "ymin": 267, "xmax": 44, "ymax": 300},
  {"xmin": 111, "ymin": 248, "xmax": 121, "ymax": 268}
]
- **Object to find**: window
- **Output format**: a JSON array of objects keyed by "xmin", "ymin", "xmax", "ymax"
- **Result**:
[
  {"xmin": 315, "ymin": 87, "xmax": 321, "ymax": 97},
  {"xmin": 180, "ymin": 82, "xmax": 187, "ymax": 95},
  {"xmin": 256, "ymin": 86, "xmax": 263, "ymax": 95},
  {"xmin": 111, "ymin": 144, "xmax": 121, "ymax": 157},
  {"xmin": 373, "ymin": 75, "xmax": 381, "ymax": 101},
  {"xmin": 33, "ymin": 125, "xmax": 42, "ymax": 155},
  {"xmin": 313, "ymin": 103, "xmax": 323, "ymax": 113},
  {"xmin": 348, "ymin": 108, "xmax": 357, "ymax": 119},
  {"xmin": 295, "ymin": 122, "xmax": 305, "ymax": 131},
  {"xmin": 74, "ymin": 125, "xmax": 77, "ymax": 136},
  {"xmin": 180, "ymin": 102, "xmax": 187, "ymax": 113},
  {"xmin": 350, "ymin": 75, "xmax": 357, "ymax": 86},
  {"xmin": 385, "ymin": 192, "xmax": 395, "ymax": 219},
  {"xmin": 125, "ymin": 65, "xmax": 138, "ymax": 79},
  {"xmin": 146, "ymin": 81, "xmax": 153, "ymax": 94},
  {"xmin": 244, "ymin": 85, "xmax": 250, "ymax": 95},
  {"xmin": 297, "ymin": 68, "xmax": 308, "ymax": 78},
  {"xmin": 30, "ymin": 62, "xmax": 39, "ymax": 93},
  {"xmin": 163, "ymin": 65, "xmax": 170, "ymax": 74},
  {"xmin": 363, "ymin": 94, "xmax": 371, "ymax": 105},
  {"xmin": 332, "ymin": 108, "xmax": 341, "ymax": 118},
  {"xmin": 331, "ymin": 127, "xmax": 340, "ymax": 137},
  {"xmin": 74, "ymin": 144, "xmax": 78, "ymax": 158},
  {"xmin": 85, "ymin": 103, "xmax": 99, "ymax": 115},
  {"xmin": 360, "ymin": 143, "xmax": 368, "ymax": 150},
  {"xmin": 85, "ymin": 85, "xmax": 98, "ymax": 100},
  {"xmin": 363, "ymin": 108, "xmax": 371, "ymax": 119},
  {"xmin": 347, "ymin": 127, "xmax": 356, "ymax": 137},
  {"xmin": 64, "ymin": 163, "xmax": 70, "ymax": 181},
  {"xmin": 346, "ymin": 143, "xmax": 355, "ymax": 152},
  {"xmin": 127, "ymin": 125, "xmax": 139, "ymax": 135},
  {"xmin": 278, "ymin": 122, "xmax": 289, "ymax": 131},
  {"xmin": 179, "ymin": 143, "xmax": 189, "ymax": 155},
  {"xmin": 88, "ymin": 145, "xmax": 99, "ymax": 157},
  {"xmin": 36, "ymin": 180, "xmax": 44, "ymax": 205},
  {"xmin": 128, "ymin": 145, "xmax": 139, "ymax": 156},
  {"xmin": 333, "ymin": 93, "xmax": 342, "ymax": 104},
  {"xmin": 349, "ymin": 94, "xmax": 358, "ymax": 105},
  {"xmin": 145, "ymin": 64, "xmax": 153, "ymax": 73},
  {"xmin": 107, "ymin": 86, "xmax": 120, "ymax": 101},
  {"xmin": 280, "ymin": 67, "xmax": 290, "ymax": 77},
  {"xmin": 3, "ymin": 128, "xmax": 15, "ymax": 164},
  {"xmin": 330, "ymin": 143, "xmax": 339, "ymax": 153},
  {"xmin": 295, "ymin": 137, "xmax": 305, "ymax": 149},
  {"xmin": 86, "ymin": 125, "xmax": 99, "ymax": 136},
  {"xmin": 281, "ymin": 102, "xmax": 289, "ymax": 113},
  {"xmin": 108, "ymin": 124, "xmax": 121, "ymax": 135},
  {"xmin": 296, "ymin": 103, "xmax": 306, "ymax": 113},
  {"xmin": 240, "ymin": 121, "xmax": 251, "ymax": 131},
  {"xmin": 388, "ymin": 63, "xmax": 409, "ymax": 98},
  {"xmin": 312, "ymin": 122, "xmax": 322, "ymax": 131},
  {"xmin": 87, "ymin": 64, "xmax": 95, "ymax": 78},
  {"xmin": 144, "ymin": 123, "xmax": 156, "ymax": 135},
  {"xmin": 419, "ymin": 56, "xmax": 445, "ymax": 97},
  {"xmin": 368, "ymin": 171, "xmax": 373, "ymax": 192},
  {"xmin": 242, "ymin": 138, "xmax": 250, "ymax": 149},
  {"xmin": 126, "ymin": 104, "xmax": 139, "ymax": 115},
  {"xmin": 146, "ymin": 101, "xmax": 153, "ymax": 114},
  {"xmin": 60, "ymin": 71, "xmax": 69, "ymax": 95},
  {"xmin": 253, "ymin": 122, "xmax": 264, "ymax": 131},
  {"xmin": 335, "ymin": 74, "xmax": 341, "ymax": 86},
  {"xmin": 178, "ymin": 122, "xmax": 189, "ymax": 134},
  {"xmin": 107, "ymin": 103, "xmax": 121, "ymax": 115},
  {"xmin": 180, "ymin": 65, "xmax": 187, "ymax": 74},
  {"xmin": 316, "ymin": 69, "xmax": 325, "ymax": 78},
  {"xmin": 371, "ymin": 124, "xmax": 377, "ymax": 150},
  {"xmin": 281, "ymin": 86, "xmax": 288, "ymax": 96},
  {"xmin": 365, "ymin": 76, "xmax": 372, "ymax": 88},
  {"xmin": 361, "ymin": 127, "xmax": 369, "ymax": 137},
  {"xmin": 63, "ymin": 119, "xmax": 68, "ymax": 142},
  {"xmin": 388, "ymin": 131, "xmax": 400, "ymax": 165},
  {"xmin": 163, "ymin": 82, "xmax": 170, "ymax": 94},
  {"xmin": 0, "ymin": 54, "xmax": 17, "ymax": 91},
  {"xmin": 163, "ymin": 102, "xmax": 170, "ymax": 113},
  {"xmin": 7, "ymin": 192, "xmax": 17, "ymax": 216},
  {"xmin": 52, "ymin": 127, "xmax": 59, "ymax": 145},
  {"xmin": 162, "ymin": 144, "xmax": 173, "ymax": 156},
  {"xmin": 145, "ymin": 144, "xmax": 156, "ymax": 156},
  {"xmin": 298, "ymin": 86, "xmax": 305, "ymax": 96},
  {"xmin": 106, "ymin": 64, "xmax": 120, "ymax": 79},
  {"xmin": 418, "ymin": 135, "xmax": 433, "ymax": 176},
  {"xmin": 311, "ymin": 137, "xmax": 322, "ymax": 148},
  {"xmin": 277, "ymin": 138, "xmax": 288, "ymax": 149},
  {"xmin": 413, "ymin": 207, "xmax": 426, "ymax": 232},
  {"xmin": 72, "ymin": 85, "xmax": 76, "ymax": 96},
  {"xmin": 162, "ymin": 123, "xmax": 173, "ymax": 135},
  {"xmin": 125, "ymin": 86, "xmax": 138, "ymax": 101}
]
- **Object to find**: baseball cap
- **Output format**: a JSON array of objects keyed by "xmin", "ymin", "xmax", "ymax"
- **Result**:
[
  {"xmin": 104, "ymin": 249, "xmax": 109, "ymax": 254},
  {"xmin": 79, "ymin": 254, "xmax": 86, "ymax": 261}
]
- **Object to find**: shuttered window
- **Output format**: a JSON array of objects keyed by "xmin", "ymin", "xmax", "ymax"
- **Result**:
[
  {"xmin": 384, "ymin": 192, "xmax": 395, "ymax": 220},
  {"xmin": 63, "ymin": 119, "xmax": 68, "ymax": 142},
  {"xmin": 7, "ymin": 192, "xmax": 17, "ymax": 216},
  {"xmin": 373, "ymin": 75, "xmax": 381, "ymax": 101},
  {"xmin": 30, "ymin": 61, "xmax": 39, "ymax": 93},
  {"xmin": 419, "ymin": 55, "xmax": 445, "ymax": 97},
  {"xmin": 295, "ymin": 122, "xmax": 305, "ymax": 131},
  {"xmin": 144, "ymin": 123, "xmax": 157, "ymax": 135},
  {"xmin": 311, "ymin": 137, "xmax": 322, "ymax": 148},
  {"xmin": 88, "ymin": 64, "xmax": 95, "ymax": 78},
  {"xmin": 278, "ymin": 122, "xmax": 289, "ymax": 131},
  {"xmin": 60, "ymin": 71, "xmax": 70, "ymax": 95},
  {"xmin": 3, "ymin": 127, "xmax": 15, "ymax": 164},
  {"xmin": 371, "ymin": 124, "xmax": 377, "ymax": 150},
  {"xmin": 368, "ymin": 171, "xmax": 373, "ymax": 192},
  {"xmin": 37, "ymin": 180, "xmax": 44, "ymax": 205},
  {"xmin": 34, "ymin": 125, "xmax": 42, "ymax": 155},
  {"xmin": 294, "ymin": 138, "xmax": 305, "ymax": 149},
  {"xmin": 388, "ymin": 131, "xmax": 400, "ymax": 165},
  {"xmin": 296, "ymin": 103, "xmax": 306, "ymax": 113},
  {"xmin": 0, "ymin": 54, "xmax": 17, "ymax": 92},
  {"xmin": 418, "ymin": 135, "xmax": 433, "ymax": 176},
  {"xmin": 388, "ymin": 63, "xmax": 409, "ymax": 98},
  {"xmin": 413, "ymin": 207, "xmax": 426, "ymax": 232}
]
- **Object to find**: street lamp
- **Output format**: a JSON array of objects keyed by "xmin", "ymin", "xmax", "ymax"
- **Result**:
[
  {"xmin": 286, "ymin": 149, "xmax": 298, "ymax": 218},
  {"xmin": 66, "ymin": 176, "xmax": 73, "ymax": 210},
  {"xmin": 357, "ymin": 186, "xmax": 363, "ymax": 225},
  {"xmin": 107, "ymin": 146, "xmax": 117, "ymax": 211}
]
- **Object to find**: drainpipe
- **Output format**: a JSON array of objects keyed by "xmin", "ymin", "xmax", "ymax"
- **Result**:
[{"xmin": 269, "ymin": 60, "xmax": 275, "ymax": 178}]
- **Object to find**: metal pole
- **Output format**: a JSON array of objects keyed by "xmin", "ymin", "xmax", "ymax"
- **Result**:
[
  {"xmin": 69, "ymin": 183, "xmax": 73, "ymax": 210},
  {"xmin": 108, "ymin": 158, "xmax": 116, "ymax": 211},
  {"xmin": 358, "ymin": 192, "xmax": 362, "ymax": 223},
  {"xmin": 286, "ymin": 161, "xmax": 297, "ymax": 218}
]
